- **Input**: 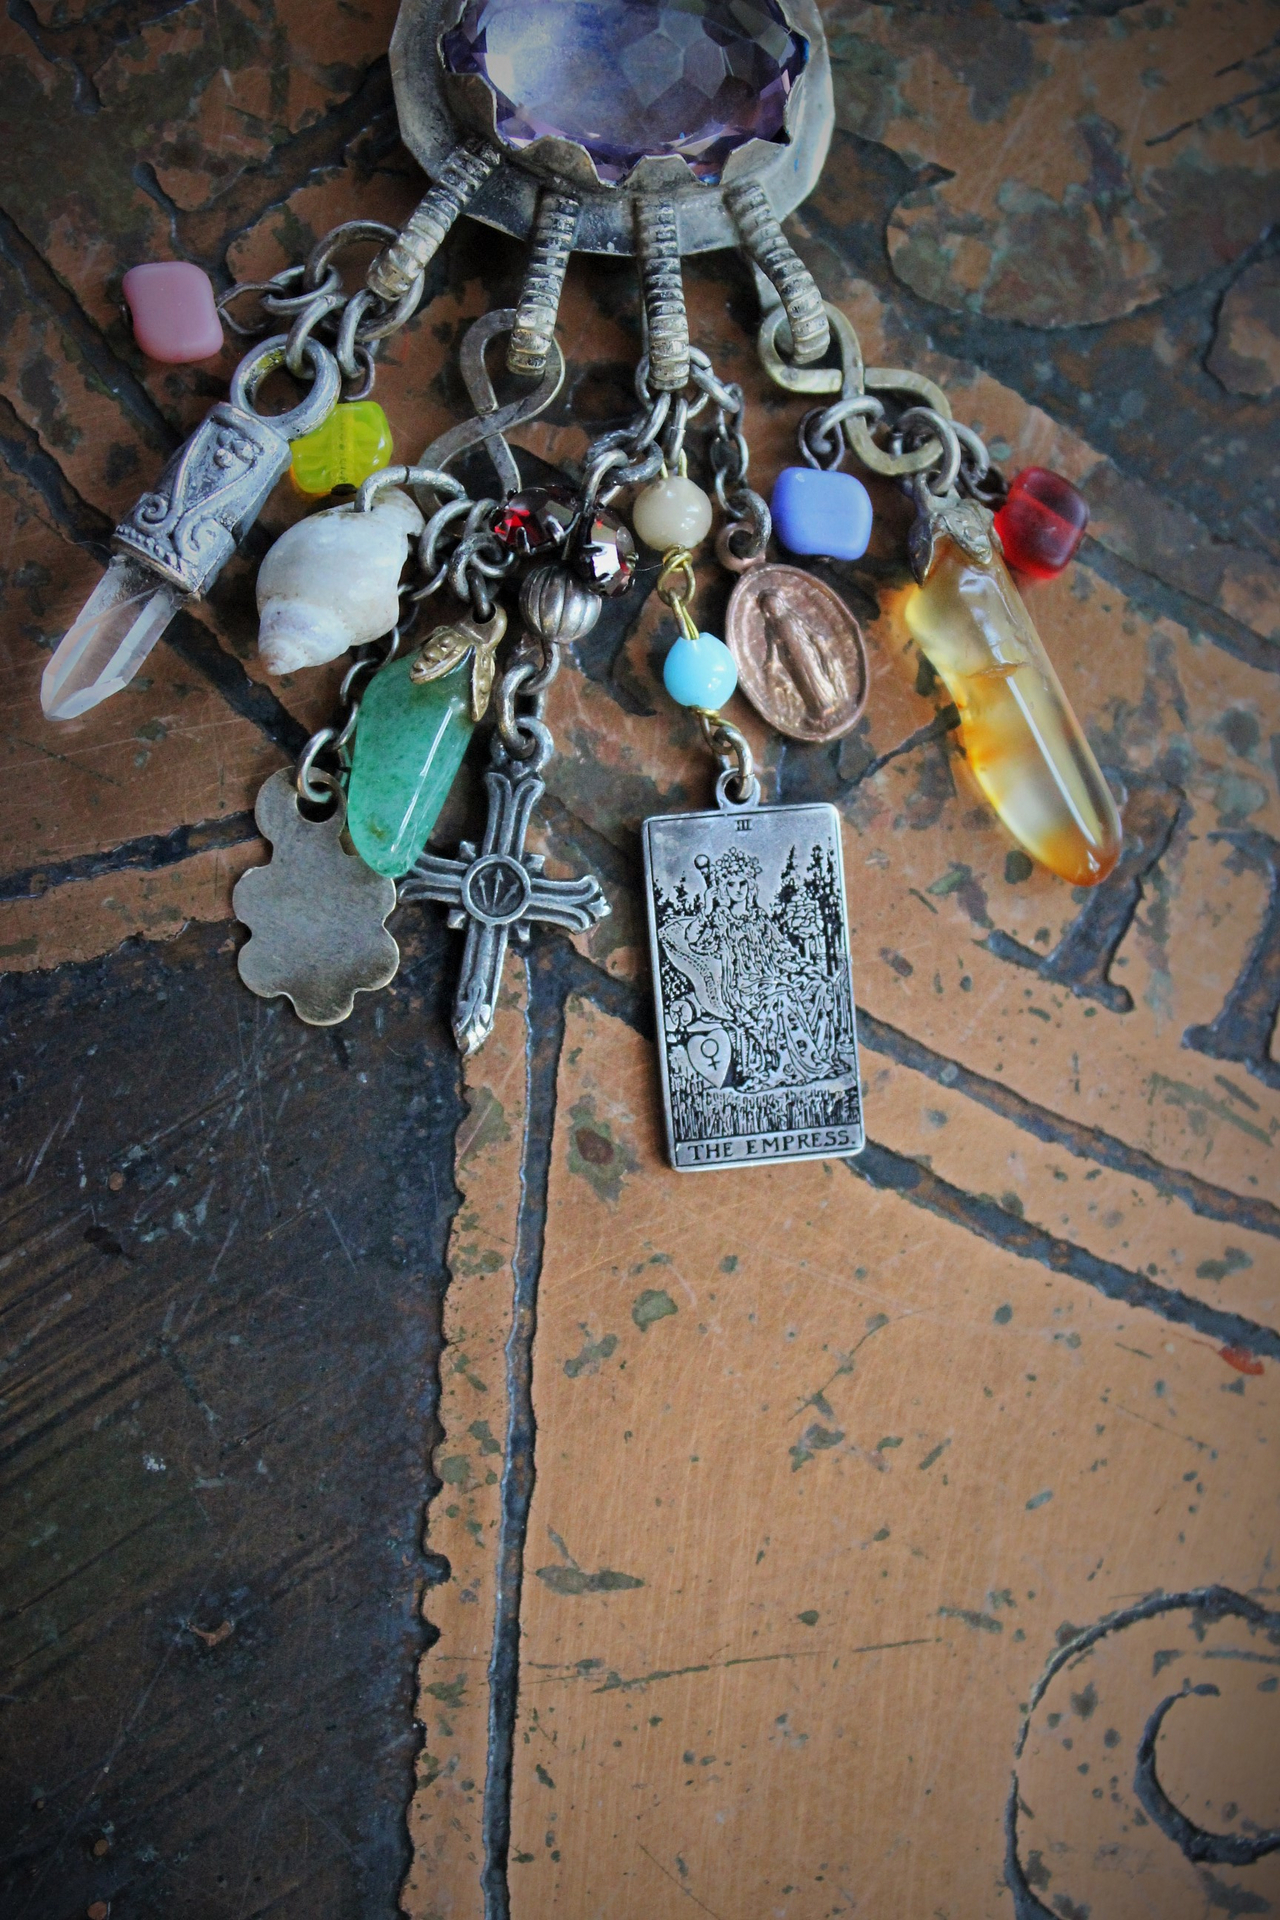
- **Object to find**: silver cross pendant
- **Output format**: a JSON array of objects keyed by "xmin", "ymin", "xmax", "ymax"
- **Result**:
[{"xmin": 399, "ymin": 737, "xmax": 609, "ymax": 1054}]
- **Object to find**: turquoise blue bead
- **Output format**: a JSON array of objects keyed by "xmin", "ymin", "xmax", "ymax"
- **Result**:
[
  {"xmin": 771, "ymin": 466, "xmax": 873, "ymax": 561},
  {"xmin": 663, "ymin": 630, "xmax": 738, "ymax": 709}
]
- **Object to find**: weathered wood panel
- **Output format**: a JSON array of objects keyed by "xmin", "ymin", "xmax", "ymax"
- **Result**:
[
  {"xmin": 0, "ymin": 920, "xmax": 464, "ymax": 1915},
  {"xmin": 0, "ymin": 0, "xmax": 1277, "ymax": 1915}
]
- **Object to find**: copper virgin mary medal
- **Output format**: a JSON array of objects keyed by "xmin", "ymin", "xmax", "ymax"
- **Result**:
[{"xmin": 726, "ymin": 565, "xmax": 869, "ymax": 744}]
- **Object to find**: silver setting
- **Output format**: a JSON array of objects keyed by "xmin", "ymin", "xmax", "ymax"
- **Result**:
[
  {"xmin": 113, "ymin": 404, "xmax": 291, "ymax": 595},
  {"xmin": 508, "ymin": 191, "xmax": 580, "ymax": 377},
  {"xmin": 642, "ymin": 798, "xmax": 863, "ymax": 1171},
  {"xmin": 114, "ymin": 335, "xmax": 340, "ymax": 595},
  {"xmin": 389, "ymin": 0, "xmax": 834, "ymax": 257},
  {"xmin": 400, "ymin": 734, "xmax": 610, "ymax": 1054}
]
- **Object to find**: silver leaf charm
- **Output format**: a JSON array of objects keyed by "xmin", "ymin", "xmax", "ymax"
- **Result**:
[{"xmin": 234, "ymin": 769, "xmax": 399, "ymax": 1026}]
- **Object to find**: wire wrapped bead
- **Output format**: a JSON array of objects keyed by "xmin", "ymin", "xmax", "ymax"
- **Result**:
[{"xmin": 663, "ymin": 631, "xmax": 738, "ymax": 709}]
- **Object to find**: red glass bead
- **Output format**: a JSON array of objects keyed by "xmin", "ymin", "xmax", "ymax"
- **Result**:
[
  {"xmin": 993, "ymin": 466, "xmax": 1089, "ymax": 581},
  {"xmin": 492, "ymin": 486, "xmax": 578, "ymax": 555}
]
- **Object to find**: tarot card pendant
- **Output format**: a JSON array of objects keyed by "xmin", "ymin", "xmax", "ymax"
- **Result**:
[{"xmin": 642, "ymin": 797, "xmax": 864, "ymax": 1171}]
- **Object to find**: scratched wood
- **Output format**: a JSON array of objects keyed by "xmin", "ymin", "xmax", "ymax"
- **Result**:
[{"xmin": 0, "ymin": 0, "xmax": 1277, "ymax": 1916}]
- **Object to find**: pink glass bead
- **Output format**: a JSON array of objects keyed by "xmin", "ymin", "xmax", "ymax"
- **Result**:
[
  {"xmin": 122, "ymin": 262, "xmax": 224, "ymax": 364},
  {"xmin": 993, "ymin": 466, "xmax": 1089, "ymax": 581}
]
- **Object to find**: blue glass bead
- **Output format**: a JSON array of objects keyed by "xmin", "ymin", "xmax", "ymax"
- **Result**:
[
  {"xmin": 663, "ymin": 630, "xmax": 738, "ymax": 709},
  {"xmin": 771, "ymin": 466, "xmax": 873, "ymax": 561}
]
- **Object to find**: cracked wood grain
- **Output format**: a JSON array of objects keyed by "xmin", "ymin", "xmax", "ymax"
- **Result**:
[{"xmin": 0, "ymin": 3, "xmax": 1277, "ymax": 1916}]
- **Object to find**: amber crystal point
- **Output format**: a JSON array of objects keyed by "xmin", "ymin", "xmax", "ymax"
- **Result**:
[{"xmin": 905, "ymin": 537, "xmax": 1121, "ymax": 887}]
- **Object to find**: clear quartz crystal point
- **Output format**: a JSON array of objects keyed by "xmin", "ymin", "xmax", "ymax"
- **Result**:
[{"xmin": 42, "ymin": 556, "xmax": 182, "ymax": 720}]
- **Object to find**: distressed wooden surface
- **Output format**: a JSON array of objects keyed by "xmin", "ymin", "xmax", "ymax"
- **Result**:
[{"xmin": 0, "ymin": 0, "xmax": 1278, "ymax": 1917}]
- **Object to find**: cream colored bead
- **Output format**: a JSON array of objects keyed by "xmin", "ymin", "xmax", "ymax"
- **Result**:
[{"xmin": 633, "ymin": 475, "xmax": 713, "ymax": 552}]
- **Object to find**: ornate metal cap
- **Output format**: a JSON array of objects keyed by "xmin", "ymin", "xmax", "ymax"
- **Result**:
[{"xmin": 908, "ymin": 495, "xmax": 999, "ymax": 586}]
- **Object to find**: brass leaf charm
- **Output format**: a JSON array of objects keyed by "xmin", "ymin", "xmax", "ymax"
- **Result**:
[{"xmin": 410, "ymin": 605, "xmax": 507, "ymax": 722}]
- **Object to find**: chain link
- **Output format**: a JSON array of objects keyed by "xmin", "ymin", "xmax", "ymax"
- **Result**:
[
  {"xmin": 799, "ymin": 395, "xmax": 885, "ymax": 471},
  {"xmin": 216, "ymin": 263, "xmax": 345, "ymax": 337},
  {"xmin": 588, "ymin": 347, "xmax": 765, "ymax": 522},
  {"xmin": 494, "ymin": 659, "xmax": 551, "ymax": 762},
  {"xmin": 695, "ymin": 711, "xmax": 758, "ymax": 807},
  {"xmin": 759, "ymin": 298, "xmax": 997, "ymax": 499},
  {"xmin": 217, "ymin": 220, "xmax": 428, "ymax": 394},
  {"xmin": 889, "ymin": 406, "xmax": 991, "ymax": 500},
  {"xmin": 294, "ymin": 625, "xmax": 405, "ymax": 803}
]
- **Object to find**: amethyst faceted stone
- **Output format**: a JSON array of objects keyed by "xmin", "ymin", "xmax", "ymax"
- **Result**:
[{"xmin": 441, "ymin": 0, "xmax": 807, "ymax": 185}]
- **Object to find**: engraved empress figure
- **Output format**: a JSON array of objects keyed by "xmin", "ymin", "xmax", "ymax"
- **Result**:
[{"xmin": 658, "ymin": 847, "xmax": 849, "ymax": 1093}]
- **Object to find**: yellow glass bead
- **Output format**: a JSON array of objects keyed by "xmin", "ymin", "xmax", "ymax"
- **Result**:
[
  {"xmin": 289, "ymin": 402, "xmax": 394, "ymax": 496},
  {"xmin": 904, "ymin": 535, "xmax": 1122, "ymax": 887}
]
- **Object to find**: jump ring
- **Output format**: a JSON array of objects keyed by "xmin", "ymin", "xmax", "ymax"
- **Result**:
[
  {"xmin": 715, "ymin": 766, "xmax": 761, "ymax": 811},
  {"xmin": 354, "ymin": 276, "xmax": 425, "ymax": 343},
  {"xmin": 284, "ymin": 292, "xmax": 346, "ymax": 379},
  {"xmin": 229, "ymin": 334, "xmax": 342, "ymax": 439},
  {"xmin": 341, "ymin": 343, "xmax": 377, "ymax": 402},
  {"xmin": 296, "ymin": 728, "xmax": 341, "ymax": 805},
  {"xmin": 305, "ymin": 220, "xmax": 399, "ymax": 291},
  {"xmin": 261, "ymin": 263, "xmax": 343, "ymax": 318},
  {"xmin": 800, "ymin": 407, "xmax": 845, "ymax": 471}
]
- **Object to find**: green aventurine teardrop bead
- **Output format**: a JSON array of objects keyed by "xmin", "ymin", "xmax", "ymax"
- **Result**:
[{"xmin": 346, "ymin": 654, "xmax": 474, "ymax": 877}]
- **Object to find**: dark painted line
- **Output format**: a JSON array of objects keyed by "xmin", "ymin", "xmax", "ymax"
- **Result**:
[
  {"xmin": 467, "ymin": 936, "xmax": 1279, "ymax": 1914},
  {"xmin": 161, "ymin": 607, "xmax": 311, "ymax": 758},
  {"xmin": 536, "ymin": 937, "xmax": 1280, "ymax": 1356},
  {"xmin": 857, "ymin": 1009, "xmax": 1280, "ymax": 1243},
  {"xmin": 546, "ymin": 940, "xmax": 1280, "ymax": 1348},
  {"xmin": 548, "ymin": 933, "xmax": 1280, "ymax": 1251},
  {"xmin": 0, "ymin": 392, "xmax": 111, "ymax": 558},
  {"xmin": 190, "ymin": 60, "xmax": 397, "ymax": 266},
  {"xmin": 1136, "ymin": 1683, "xmax": 1280, "ymax": 1865},
  {"xmin": 1006, "ymin": 1586, "xmax": 1280, "ymax": 1915},
  {"xmin": 838, "ymin": 706, "xmax": 960, "ymax": 789},
  {"xmin": 4, "ymin": 0, "xmax": 100, "ymax": 113},
  {"xmin": 549, "ymin": 936, "xmax": 655, "ymax": 1041},
  {"xmin": 0, "ymin": 813, "xmax": 259, "ymax": 905},
  {"xmin": 0, "ymin": 203, "xmax": 179, "ymax": 454},
  {"xmin": 480, "ymin": 942, "xmax": 567, "ymax": 1920},
  {"xmin": 538, "ymin": 790, "xmax": 643, "ymax": 895},
  {"xmin": 850, "ymin": 1140, "xmax": 1280, "ymax": 1358},
  {"xmin": 1079, "ymin": 534, "xmax": 1280, "ymax": 678}
]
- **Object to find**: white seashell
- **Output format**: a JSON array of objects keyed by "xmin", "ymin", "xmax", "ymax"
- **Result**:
[{"xmin": 256, "ymin": 488, "xmax": 425, "ymax": 675}]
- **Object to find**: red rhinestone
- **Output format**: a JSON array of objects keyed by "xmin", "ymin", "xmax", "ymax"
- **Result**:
[
  {"xmin": 492, "ymin": 486, "xmax": 578, "ymax": 555},
  {"xmin": 573, "ymin": 509, "xmax": 637, "ymax": 597},
  {"xmin": 993, "ymin": 467, "xmax": 1089, "ymax": 581}
]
